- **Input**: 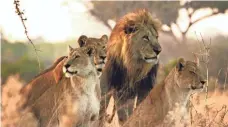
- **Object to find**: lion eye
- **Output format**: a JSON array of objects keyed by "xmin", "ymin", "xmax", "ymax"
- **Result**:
[
  {"xmin": 74, "ymin": 55, "xmax": 80, "ymax": 59},
  {"xmin": 124, "ymin": 26, "xmax": 138, "ymax": 34},
  {"xmin": 143, "ymin": 35, "xmax": 149, "ymax": 41},
  {"xmin": 190, "ymin": 71, "xmax": 196, "ymax": 74}
]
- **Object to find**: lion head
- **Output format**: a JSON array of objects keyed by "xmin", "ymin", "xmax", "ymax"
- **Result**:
[
  {"xmin": 107, "ymin": 9, "xmax": 162, "ymax": 81},
  {"xmin": 77, "ymin": 35, "xmax": 108, "ymax": 76},
  {"xmin": 63, "ymin": 46, "xmax": 96, "ymax": 78},
  {"xmin": 174, "ymin": 58, "xmax": 206, "ymax": 90}
]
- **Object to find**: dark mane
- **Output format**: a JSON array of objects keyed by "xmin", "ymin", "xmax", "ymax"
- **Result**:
[{"xmin": 102, "ymin": 56, "xmax": 158, "ymax": 103}]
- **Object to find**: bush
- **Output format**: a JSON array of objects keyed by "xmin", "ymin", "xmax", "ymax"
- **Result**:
[{"xmin": 2, "ymin": 55, "xmax": 44, "ymax": 84}]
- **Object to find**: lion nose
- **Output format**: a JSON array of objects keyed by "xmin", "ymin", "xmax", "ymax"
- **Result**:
[
  {"xmin": 200, "ymin": 80, "xmax": 206, "ymax": 85},
  {"xmin": 153, "ymin": 46, "xmax": 162, "ymax": 55},
  {"xmin": 64, "ymin": 64, "xmax": 70, "ymax": 69},
  {"xmin": 100, "ymin": 56, "xmax": 106, "ymax": 60}
]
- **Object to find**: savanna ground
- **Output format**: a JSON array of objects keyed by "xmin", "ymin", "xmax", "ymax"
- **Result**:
[{"xmin": 1, "ymin": 1, "xmax": 228, "ymax": 127}]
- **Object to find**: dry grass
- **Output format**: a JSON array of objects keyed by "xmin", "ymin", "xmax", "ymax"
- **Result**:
[
  {"xmin": 1, "ymin": 75, "xmax": 38, "ymax": 127},
  {"xmin": 2, "ymin": 77, "xmax": 228, "ymax": 127},
  {"xmin": 104, "ymin": 96, "xmax": 120, "ymax": 127},
  {"xmin": 1, "ymin": 72, "xmax": 228, "ymax": 127},
  {"xmin": 161, "ymin": 89, "xmax": 228, "ymax": 127}
]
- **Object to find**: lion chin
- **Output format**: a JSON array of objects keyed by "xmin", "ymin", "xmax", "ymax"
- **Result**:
[
  {"xmin": 63, "ymin": 67, "xmax": 78, "ymax": 78},
  {"xmin": 95, "ymin": 62, "xmax": 105, "ymax": 72},
  {"xmin": 143, "ymin": 55, "xmax": 159, "ymax": 64},
  {"xmin": 95, "ymin": 63, "xmax": 104, "ymax": 77}
]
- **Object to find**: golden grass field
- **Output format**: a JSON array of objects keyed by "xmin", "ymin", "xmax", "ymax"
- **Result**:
[{"xmin": 2, "ymin": 74, "xmax": 228, "ymax": 127}]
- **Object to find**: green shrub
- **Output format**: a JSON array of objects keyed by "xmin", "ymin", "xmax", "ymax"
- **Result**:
[{"xmin": 2, "ymin": 55, "xmax": 44, "ymax": 84}]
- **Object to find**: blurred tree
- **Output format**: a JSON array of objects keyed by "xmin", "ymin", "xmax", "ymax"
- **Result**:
[
  {"xmin": 2, "ymin": 55, "xmax": 44, "ymax": 84},
  {"xmin": 1, "ymin": 38, "xmax": 75, "ymax": 84},
  {"xmin": 88, "ymin": 1, "xmax": 227, "ymax": 43},
  {"xmin": 1, "ymin": 39, "xmax": 28, "ymax": 62},
  {"xmin": 89, "ymin": 1, "xmax": 180, "ymax": 30},
  {"xmin": 171, "ymin": 1, "xmax": 228, "ymax": 43},
  {"xmin": 183, "ymin": 1, "xmax": 228, "ymax": 13}
]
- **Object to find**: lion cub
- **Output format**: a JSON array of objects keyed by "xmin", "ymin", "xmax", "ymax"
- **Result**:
[{"xmin": 24, "ymin": 46, "xmax": 100, "ymax": 127}]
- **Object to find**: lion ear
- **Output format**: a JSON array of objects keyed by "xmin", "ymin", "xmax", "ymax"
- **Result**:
[
  {"xmin": 176, "ymin": 58, "xmax": 185, "ymax": 71},
  {"xmin": 194, "ymin": 54, "xmax": 200, "ymax": 67},
  {"xmin": 68, "ymin": 45, "xmax": 74, "ymax": 54},
  {"xmin": 78, "ymin": 35, "xmax": 87, "ymax": 47},
  {"xmin": 53, "ymin": 59, "xmax": 65, "ymax": 84},
  {"xmin": 101, "ymin": 35, "xmax": 108, "ymax": 43}
]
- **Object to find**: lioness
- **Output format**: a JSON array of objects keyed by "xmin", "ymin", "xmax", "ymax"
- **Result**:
[
  {"xmin": 100, "ymin": 9, "xmax": 162, "ymax": 121},
  {"xmin": 20, "ymin": 46, "xmax": 100, "ymax": 127},
  {"xmin": 20, "ymin": 35, "xmax": 108, "ymax": 107},
  {"xmin": 123, "ymin": 58, "xmax": 206, "ymax": 127},
  {"xmin": 77, "ymin": 35, "xmax": 108, "ymax": 76}
]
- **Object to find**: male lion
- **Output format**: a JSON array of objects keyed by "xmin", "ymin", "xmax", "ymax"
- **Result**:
[
  {"xmin": 20, "ymin": 34, "xmax": 108, "ymax": 107},
  {"xmin": 100, "ymin": 9, "xmax": 162, "ymax": 121},
  {"xmin": 20, "ymin": 46, "xmax": 100, "ymax": 127},
  {"xmin": 123, "ymin": 58, "xmax": 206, "ymax": 127}
]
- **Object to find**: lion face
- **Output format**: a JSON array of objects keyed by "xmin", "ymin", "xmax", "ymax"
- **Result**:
[
  {"xmin": 106, "ymin": 9, "xmax": 162, "ymax": 81},
  {"xmin": 63, "ymin": 46, "xmax": 95, "ymax": 78},
  {"xmin": 123, "ymin": 23, "xmax": 161, "ymax": 65},
  {"xmin": 174, "ymin": 58, "xmax": 206, "ymax": 90},
  {"xmin": 78, "ymin": 35, "xmax": 108, "ymax": 75}
]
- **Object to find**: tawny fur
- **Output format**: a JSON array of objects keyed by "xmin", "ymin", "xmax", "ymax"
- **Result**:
[
  {"xmin": 20, "ymin": 56, "xmax": 67, "ymax": 106},
  {"xmin": 123, "ymin": 59, "xmax": 206, "ymax": 127},
  {"xmin": 106, "ymin": 9, "xmax": 161, "ymax": 81},
  {"xmin": 20, "ymin": 35, "xmax": 107, "ymax": 108},
  {"xmin": 20, "ymin": 47, "xmax": 101, "ymax": 127},
  {"xmin": 100, "ymin": 9, "xmax": 162, "ymax": 122},
  {"xmin": 77, "ymin": 34, "xmax": 108, "ymax": 76}
]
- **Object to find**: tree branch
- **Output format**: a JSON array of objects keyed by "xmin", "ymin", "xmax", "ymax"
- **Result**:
[
  {"xmin": 165, "ymin": 9, "xmax": 220, "ymax": 44},
  {"xmin": 183, "ymin": 11, "xmax": 220, "ymax": 35},
  {"xmin": 14, "ymin": 0, "xmax": 42, "ymax": 72}
]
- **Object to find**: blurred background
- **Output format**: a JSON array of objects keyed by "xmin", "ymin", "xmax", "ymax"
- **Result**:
[{"xmin": 1, "ymin": 0, "xmax": 228, "ymax": 90}]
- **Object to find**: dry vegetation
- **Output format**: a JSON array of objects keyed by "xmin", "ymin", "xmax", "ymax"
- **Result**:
[
  {"xmin": 2, "ymin": 33, "xmax": 228, "ymax": 127},
  {"xmin": 2, "ymin": 76, "xmax": 228, "ymax": 127},
  {"xmin": 162, "ymin": 90, "xmax": 228, "ymax": 127},
  {"xmin": 1, "ymin": 75, "xmax": 38, "ymax": 127},
  {"xmin": 1, "ymin": 64, "xmax": 228, "ymax": 127}
]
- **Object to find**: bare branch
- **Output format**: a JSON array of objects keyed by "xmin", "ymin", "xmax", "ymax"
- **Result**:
[
  {"xmin": 14, "ymin": 0, "xmax": 42, "ymax": 72},
  {"xmin": 194, "ymin": 33, "xmax": 211, "ymax": 102},
  {"xmin": 183, "ymin": 11, "xmax": 219, "ymax": 35},
  {"xmin": 224, "ymin": 63, "xmax": 228, "ymax": 91},
  {"xmin": 165, "ymin": 8, "xmax": 219, "ymax": 44}
]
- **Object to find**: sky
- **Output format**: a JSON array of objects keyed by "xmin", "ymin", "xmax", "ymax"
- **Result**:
[
  {"xmin": 0, "ymin": 0, "xmax": 228, "ymax": 43},
  {"xmin": 0, "ymin": 0, "xmax": 110, "ymax": 43}
]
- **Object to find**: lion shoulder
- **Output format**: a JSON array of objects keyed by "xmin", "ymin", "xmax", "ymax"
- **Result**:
[{"xmin": 20, "ymin": 56, "xmax": 67, "ymax": 105}]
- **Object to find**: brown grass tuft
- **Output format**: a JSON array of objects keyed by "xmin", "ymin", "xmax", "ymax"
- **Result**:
[
  {"xmin": 1, "ymin": 75, "xmax": 38, "ymax": 127},
  {"xmin": 161, "ymin": 89, "xmax": 228, "ymax": 127}
]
